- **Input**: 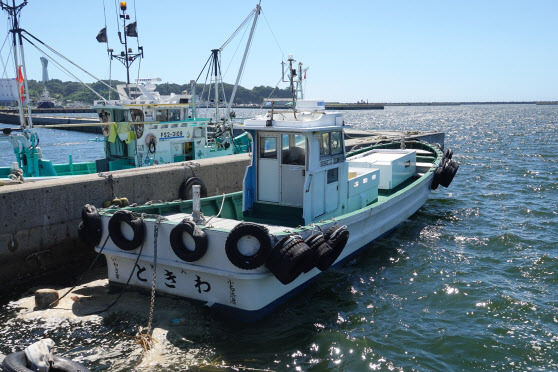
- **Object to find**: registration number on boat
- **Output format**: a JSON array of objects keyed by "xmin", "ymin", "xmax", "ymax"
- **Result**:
[{"xmin": 161, "ymin": 131, "xmax": 183, "ymax": 138}]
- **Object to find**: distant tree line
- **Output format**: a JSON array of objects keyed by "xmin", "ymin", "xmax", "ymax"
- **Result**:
[{"xmin": 25, "ymin": 79, "xmax": 293, "ymax": 105}]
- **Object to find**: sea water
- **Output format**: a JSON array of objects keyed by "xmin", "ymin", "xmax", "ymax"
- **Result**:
[{"xmin": 0, "ymin": 104, "xmax": 556, "ymax": 371}]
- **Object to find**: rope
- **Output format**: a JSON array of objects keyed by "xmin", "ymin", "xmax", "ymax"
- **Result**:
[
  {"xmin": 98, "ymin": 173, "xmax": 115, "ymax": 199},
  {"xmin": 48, "ymin": 234, "xmax": 111, "ymax": 308},
  {"xmin": 87, "ymin": 232, "xmax": 146, "ymax": 315},
  {"xmin": 204, "ymin": 193, "xmax": 226, "ymax": 226}
]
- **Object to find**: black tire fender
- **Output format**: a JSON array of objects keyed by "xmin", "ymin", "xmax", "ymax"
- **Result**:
[
  {"xmin": 440, "ymin": 159, "xmax": 458, "ymax": 188},
  {"xmin": 319, "ymin": 225, "xmax": 349, "ymax": 270},
  {"xmin": 78, "ymin": 204, "xmax": 102, "ymax": 246},
  {"xmin": 304, "ymin": 233, "xmax": 331, "ymax": 272},
  {"xmin": 170, "ymin": 219, "xmax": 208, "ymax": 262},
  {"xmin": 179, "ymin": 177, "xmax": 208, "ymax": 200},
  {"xmin": 430, "ymin": 166, "xmax": 443, "ymax": 190},
  {"xmin": 108, "ymin": 210, "xmax": 145, "ymax": 251},
  {"xmin": 225, "ymin": 223, "xmax": 271, "ymax": 270},
  {"xmin": 443, "ymin": 147, "xmax": 453, "ymax": 160},
  {"xmin": 2, "ymin": 351, "xmax": 92, "ymax": 372},
  {"xmin": 266, "ymin": 235, "xmax": 314, "ymax": 285}
]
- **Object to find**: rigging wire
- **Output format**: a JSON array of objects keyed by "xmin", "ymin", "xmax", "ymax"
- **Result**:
[
  {"xmin": 133, "ymin": 0, "xmax": 142, "ymax": 81},
  {"xmin": 22, "ymin": 30, "xmax": 118, "ymax": 95},
  {"xmin": 217, "ymin": 55, "xmax": 228, "ymax": 109},
  {"xmin": 222, "ymin": 15, "xmax": 250, "ymax": 79},
  {"xmin": 219, "ymin": 8, "xmax": 256, "ymax": 51},
  {"xmin": 102, "ymin": 0, "xmax": 113, "ymax": 100},
  {"xmin": 113, "ymin": 0, "xmax": 121, "ymax": 36},
  {"xmin": 0, "ymin": 32, "xmax": 11, "ymax": 78},
  {"xmin": 261, "ymin": 9, "xmax": 284, "ymax": 59},
  {"xmin": 258, "ymin": 75, "xmax": 284, "ymax": 110},
  {"xmin": 22, "ymin": 35, "xmax": 108, "ymax": 101},
  {"xmin": 0, "ymin": 43, "xmax": 13, "ymax": 79}
]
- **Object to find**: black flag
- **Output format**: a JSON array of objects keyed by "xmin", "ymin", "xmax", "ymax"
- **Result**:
[
  {"xmin": 96, "ymin": 27, "xmax": 107, "ymax": 43},
  {"xmin": 125, "ymin": 22, "xmax": 138, "ymax": 37}
]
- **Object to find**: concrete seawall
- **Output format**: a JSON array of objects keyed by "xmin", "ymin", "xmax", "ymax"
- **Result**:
[{"xmin": 0, "ymin": 154, "xmax": 250, "ymax": 293}]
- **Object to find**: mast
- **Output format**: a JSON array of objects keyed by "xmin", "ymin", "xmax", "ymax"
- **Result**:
[
  {"xmin": 109, "ymin": 1, "xmax": 143, "ymax": 97},
  {"xmin": 1, "ymin": 0, "xmax": 31, "ymax": 128},
  {"xmin": 212, "ymin": 49, "xmax": 220, "ymax": 122},
  {"xmin": 225, "ymin": 1, "xmax": 261, "ymax": 120}
]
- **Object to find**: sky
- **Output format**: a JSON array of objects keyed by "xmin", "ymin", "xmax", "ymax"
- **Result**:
[{"xmin": 1, "ymin": 0, "xmax": 556, "ymax": 103}]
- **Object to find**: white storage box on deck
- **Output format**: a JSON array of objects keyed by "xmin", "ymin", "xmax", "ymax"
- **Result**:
[{"xmin": 348, "ymin": 150, "xmax": 416, "ymax": 190}]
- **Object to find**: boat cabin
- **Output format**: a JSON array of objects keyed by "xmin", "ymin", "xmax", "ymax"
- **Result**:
[
  {"xmin": 241, "ymin": 100, "xmax": 417, "ymax": 226},
  {"xmin": 92, "ymin": 101, "xmax": 235, "ymax": 171}
]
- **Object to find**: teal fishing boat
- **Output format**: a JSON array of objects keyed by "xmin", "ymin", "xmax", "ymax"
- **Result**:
[{"xmin": 0, "ymin": 1, "xmax": 253, "ymax": 181}]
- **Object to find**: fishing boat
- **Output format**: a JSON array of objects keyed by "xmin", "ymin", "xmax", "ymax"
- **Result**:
[
  {"xmin": 0, "ymin": 1, "xmax": 253, "ymax": 181},
  {"xmin": 80, "ymin": 57, "xmax": 459, "ymax": 320}
]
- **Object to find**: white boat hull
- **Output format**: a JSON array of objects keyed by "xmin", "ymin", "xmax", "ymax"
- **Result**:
[{"xmin": 97, "ymin": 173, "xmax": 433, "ymax": 318}]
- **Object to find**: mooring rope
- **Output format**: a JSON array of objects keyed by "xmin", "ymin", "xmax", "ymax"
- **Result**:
[{"xmin": 48, "ymin": 234, "xmax": 111, "ymax": 308}]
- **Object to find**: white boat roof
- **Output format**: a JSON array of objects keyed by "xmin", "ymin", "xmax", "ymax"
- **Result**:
[{"xmin": 243, "ymin": 110, "xmax": 348, "ymax": 132}]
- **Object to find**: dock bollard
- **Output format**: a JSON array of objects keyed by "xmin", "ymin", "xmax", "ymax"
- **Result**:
[{"xmin": 400, "ymin": 135, "xmax": 406, "ymax": 150}]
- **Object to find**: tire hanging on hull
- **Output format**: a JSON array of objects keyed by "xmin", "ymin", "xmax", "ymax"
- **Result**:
[
  {"xmin": 170, "ymin": 219, "xmax": 208, "ymax": 262},
  {"xmin": 225, "ymin": 223, "xmax": 272, "ymax": 270},
  {"xmin": 266, "ymin": 235, "xmax": 314, "ymax": 285},
  {"xmin": 78, "ymin": 204, "xmax": 103, "ymax": 246},
  {"xmin": 108, "ymin": 210, "xmax": 145, "ymax": 251}
]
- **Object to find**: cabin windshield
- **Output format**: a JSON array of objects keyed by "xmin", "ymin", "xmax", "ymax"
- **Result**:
[
  {"xmin": 320, "ymin": 130, "xmax": 343, "ymax": 157},
  {"xmin": 155, "ymin": 109, "xmax": 181, "ymax": 122},
  {"xmin": 281, "ymin": 134, "xmax": 306, "ymax": 166}
]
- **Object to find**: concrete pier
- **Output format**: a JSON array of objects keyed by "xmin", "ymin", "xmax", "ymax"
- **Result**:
[{"xmin": 0, "ymin": 130, "xmax": 444, "ymax": 294}]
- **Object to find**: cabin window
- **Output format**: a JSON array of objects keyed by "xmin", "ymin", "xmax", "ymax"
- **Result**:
[
  {"xmin": 330, "ymin": 131, "xmax": 343, "ymax": 155},
  {"xmin": 320, "ymin": 132, "xmax": 330, "ymax": 156},
  {"xmin": 320, "ymin": 131, "xmax": 343, "ymax": 158},
  {"xmin": 155, "ymin": 109, "xmax": 168, "ymax": 122},
  {"xmin": 168, "ymin": 109, "xmax": 181, "ymax": 121},
  {"xmin": 327, "ymin": 168, "xmax": 338, "ymax": 184},
  {"xmin": 281, "ymin": 134, "xmax": 306, "ymax": 166},
  {"xmin": 259, "ymin": 137, "xmax": 277, "ymax": 159}
]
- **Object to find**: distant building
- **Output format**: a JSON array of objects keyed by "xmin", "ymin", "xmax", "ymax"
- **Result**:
[
  {"xmin": 0, "ymin": 78, "xmax": 18, "ymax": 104},
  {"xmin": 40, "ymin": 57, "xmax": 49, "ymax": 82}
]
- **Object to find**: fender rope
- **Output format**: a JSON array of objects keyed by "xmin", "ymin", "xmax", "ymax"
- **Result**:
[{"xmin": 48, "ymin": 234, "xmax": 111, "ymax": 308}]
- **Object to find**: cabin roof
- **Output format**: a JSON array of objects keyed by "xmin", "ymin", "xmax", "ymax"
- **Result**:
[{"xmin": 243, "ymin": 110, "xmax": 348, "ymax": 132}]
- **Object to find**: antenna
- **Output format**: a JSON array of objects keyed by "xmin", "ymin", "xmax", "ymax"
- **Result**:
[
  {"xmin": 109, "ymin": 1, "xmax": 143, "ymax": 90},
  {"xmin": 40, "ymin": 56, "xmax": 48, "ymax": 82}
]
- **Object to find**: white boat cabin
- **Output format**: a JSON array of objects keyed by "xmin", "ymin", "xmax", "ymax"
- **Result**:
[{"xmin": 241, "ymin": 100, "xmax": 417, "ymax": 225}]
